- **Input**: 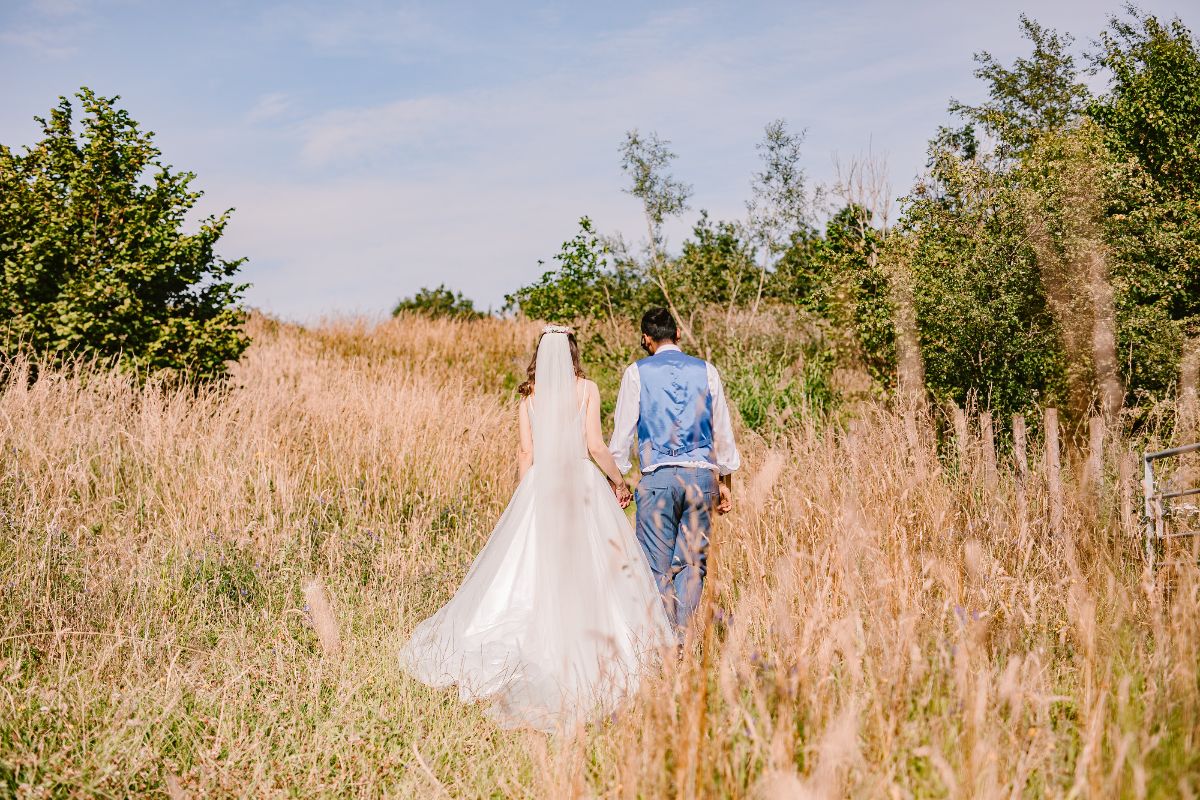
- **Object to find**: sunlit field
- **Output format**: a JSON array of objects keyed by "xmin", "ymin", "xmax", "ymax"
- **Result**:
[{"xmin": 2, "ymin": 314, "xmax": 1197, "ymax": 798}]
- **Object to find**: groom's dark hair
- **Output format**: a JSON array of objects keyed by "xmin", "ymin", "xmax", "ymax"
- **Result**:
[{"xmin": 641, "ymin": 307, "xmax": 678, "ymax": 342}]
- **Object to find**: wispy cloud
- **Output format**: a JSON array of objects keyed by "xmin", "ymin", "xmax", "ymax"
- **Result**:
[
  {"xmin": 31, "ymin": 0, "xmax": 89, "ymax": 15},
  {"xmin": 300, "ymin": 95, "xmax": 463, "ymax": 166},
  {"xmin": 0, "ymin": 26, "xmax": 78, "ymax": 57},
  {"xmin": 1, "ymin": 0, "xmax": 97, "ymax": 56},
  {"xmin": 260, "ymin": 1, "xmax": 457, "ymax": 57},
  {"xmin": 246, "ymin": 92, "xmax": 295, "ymax": 124}
]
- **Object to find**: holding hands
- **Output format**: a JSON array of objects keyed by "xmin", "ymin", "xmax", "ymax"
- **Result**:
[{"xmin": 611, "ymin": 478, "xmax": 632, "ymax": 509}]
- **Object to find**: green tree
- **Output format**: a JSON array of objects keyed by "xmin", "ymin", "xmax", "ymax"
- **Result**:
[
  {"xmin": 503, "ymin": 217, "xmax": 642, "ymax": 324},
  {"xmin": 670, "ymin": 211, "xmax": 758, "ymax": 318},
  {"xmin": 943, "ymin": 15, "xmax": 1131, "ymax": 423},
  {"xmin": 1090, "ymin": 8, "xmax": 1200, "ymax": 401},
  {"xmin": 392, "ymin": 284, "xmax": 482, "ymax": 319},
  {"xmin": 949, "ymin": 14, "xmax": 1090, "ymax": 158},
  {"xmin": 619, "ymin": 130, "xmax": 693, "ymax": 339},
  {"xmin": 1015, "ymin": 123, "xmax": 1126, "ymax": 421},
  {"xmin": 900, "ymin": 133, "xmax": 1066, "ymax": 416},
  {"xmin": 822, "ymin": 205, "xmax": 896, "ymax": 388},
  {"xmin": 0, "ymin": 89, "xmax": 249, "ymax": 381},
  {"xmin": 766, "ymin": 207, "xmax": 895, "ymax": 389},
  {"xmin": 745, "ymin": 119, "xmax": 818, "ymax": 312}
]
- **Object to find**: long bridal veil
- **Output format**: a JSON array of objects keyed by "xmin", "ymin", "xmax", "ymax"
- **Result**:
[
  {"xmin": 400, "ymin": 330, "xmax": 675, "ymax": 733},
  {"xmin": 529, "ymin": 331, "xmax": 584, "ymax": 556}
]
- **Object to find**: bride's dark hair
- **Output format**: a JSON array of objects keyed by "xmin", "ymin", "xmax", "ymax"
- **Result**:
[{"xmin": 518, "ymin": 331, "xmax": 585, "ymax": 397}]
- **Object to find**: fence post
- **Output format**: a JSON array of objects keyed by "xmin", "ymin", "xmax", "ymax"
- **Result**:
[
  {"xmin": 980, "ymin": 411, "xmax": 997, "ymax": 489},
  {"xmin": 952, "ymin": 404, "xmax": 969, "ymax": 476},
  {"xmin": 1046, "ymin": 408, "xmax": 1063, "ymax": 535},
  {"xmin": 1013, "ymin": 414, "xmax": 1028, "ymax": 512},
  {"xmin": 1013, "ymin": 415, "xmax": 1028, "ymax": 476},
  {"xmin": 1118, "ymin": 451, "xmax": 1135, "ymax": 537}
]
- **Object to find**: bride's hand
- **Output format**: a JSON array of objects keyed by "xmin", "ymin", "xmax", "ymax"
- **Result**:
[{"xmin": 613, "ymin": 480, "xmax": 632, "ymax": 508}]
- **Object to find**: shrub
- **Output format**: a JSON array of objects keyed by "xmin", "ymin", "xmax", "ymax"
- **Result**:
[
  {"xmin": 392, "ymin": 285, "xmax": 483, "ymax": 320},
  {"xmin": 0, "ymin": 88, "xmax": 249, "ymax": 381}
]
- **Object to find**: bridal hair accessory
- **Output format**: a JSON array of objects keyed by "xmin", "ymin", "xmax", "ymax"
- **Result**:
[{"xmin": 542, "ymin": 324, "xmax": 574, "ymax": 335}]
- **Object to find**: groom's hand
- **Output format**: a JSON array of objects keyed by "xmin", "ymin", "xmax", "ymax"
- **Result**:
[
  {"xmin": 613, "ymin": 480, "xmax": 632, "ymax": 509},
  {"xmin": 716, "ymin": 482, "xmax": 732, "ymax": 515}
]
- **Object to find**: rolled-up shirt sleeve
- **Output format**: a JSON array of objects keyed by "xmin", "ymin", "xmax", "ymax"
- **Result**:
[
  {"xmin": 608, "ymin": 364, "xmax": 640, "ymax": 474},
  {"xmin": 707, "ymin": 363, "xmax": 741, "ymax": 475}
]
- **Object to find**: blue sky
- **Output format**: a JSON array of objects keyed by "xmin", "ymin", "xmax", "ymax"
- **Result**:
[{"xmin": 0, "ymin": 0, "xmax": 1192, "ymax": 321}]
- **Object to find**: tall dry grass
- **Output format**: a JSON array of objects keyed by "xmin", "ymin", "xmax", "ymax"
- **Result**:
[{"xmin": 1, "ymin": 314, "xmax": 1197, "ymax": 797}]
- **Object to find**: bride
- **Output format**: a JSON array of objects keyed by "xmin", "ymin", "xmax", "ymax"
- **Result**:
[{"xmin": 399, "ymin": 325, "xmax": 676, "ymax": 732}]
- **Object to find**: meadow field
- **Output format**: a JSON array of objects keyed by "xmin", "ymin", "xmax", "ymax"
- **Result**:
[{"xmin": 1, "ymin": 314, "xmax": 1198, "ymax": 798}]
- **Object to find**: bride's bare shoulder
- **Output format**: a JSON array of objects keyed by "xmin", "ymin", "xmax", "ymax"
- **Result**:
[{"xmin": 576, "ymin": 378, "xmax": 599, "ymax": 404}]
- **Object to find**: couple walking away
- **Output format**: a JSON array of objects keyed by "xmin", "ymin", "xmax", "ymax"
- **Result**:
[{"xmin": 399, "ymin": 308, "xmax": 741, "ymax": 732}]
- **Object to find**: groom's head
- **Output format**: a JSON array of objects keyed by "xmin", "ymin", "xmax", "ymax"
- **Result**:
[{"xmin": 640, "ymin": 307, "xmax": 679, "ymax": 355}]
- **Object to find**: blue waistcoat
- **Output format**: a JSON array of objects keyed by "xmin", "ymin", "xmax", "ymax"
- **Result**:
[{"xmin": 636, "ymin": 349, "xmax": 714, "ymax": 471}]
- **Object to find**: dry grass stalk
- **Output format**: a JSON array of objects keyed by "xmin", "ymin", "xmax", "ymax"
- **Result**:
[
  {"xmin": 164, "ymin": 773, "xmax": 187, "ymax": 800},
  {"xmin": 748, "ymin": 450, "xmax": 786, "ymax": 513},
  {"xmin": 1087, "ymin": 415, "xmax": 1106, "ymax": 498},
  {"xmin": 302, "ymin": 578, "xmax": 341, "ymax": 655}
]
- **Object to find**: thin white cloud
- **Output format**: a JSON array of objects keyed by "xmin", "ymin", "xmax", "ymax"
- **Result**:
[
  {"xmin": 300, "ymin": 95, "xmax": 463, "ymax": 166},
  {"xmin": 0, "ymin": 26, "xmax": 78, "ymax": 57},
  {"xmin": 260, "ymin": 1, "xmax": 457, "ymax": 57},
  {"xmin": 246, "ymin": 92, "xmax": 294, "ymax": 124},
  {"xmin": 2, "ymin": 0, "xmax": 95, "ymax": 56},
  {"xmin": 29, "ymin": 0, "xmax": 88, "ymax": 16}
]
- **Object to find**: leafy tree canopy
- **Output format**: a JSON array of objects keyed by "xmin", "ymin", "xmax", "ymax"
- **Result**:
[{"xmin": 0, "ymin": 88, "xmax": 249, "ymax": 381}]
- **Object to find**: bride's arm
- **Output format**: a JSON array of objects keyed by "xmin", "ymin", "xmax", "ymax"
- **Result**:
[
  {"xmin": 583, "ymin": 382, "xmax": 627, "ymax": 487},
  {"xmin": 518, "ymin": 397, "xmax": 533, "ymax": 479}
]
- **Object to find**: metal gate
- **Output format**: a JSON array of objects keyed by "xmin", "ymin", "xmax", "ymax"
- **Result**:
[{"xmin": 1142, "ymin": 442, "xmax": 1200, "ymax": 568}]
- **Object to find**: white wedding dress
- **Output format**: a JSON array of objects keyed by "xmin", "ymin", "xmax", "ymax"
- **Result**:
[{"xmin": 399, "ymin": 332, "xmax": 675, "ymax": 733}]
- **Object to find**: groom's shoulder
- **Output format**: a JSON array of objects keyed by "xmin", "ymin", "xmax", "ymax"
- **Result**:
[
  {"xmin": 675, "ymin": 350, "xmax": 711, "ymax": 369},
  {"xmin": 635, "ymin": 350, "xmax": 710, "ymax": 368}
]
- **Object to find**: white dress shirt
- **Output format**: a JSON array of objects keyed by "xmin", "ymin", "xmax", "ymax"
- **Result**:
[{"xmin": 609, "ymin": 344, "xmax": 741, "ymax": 476}]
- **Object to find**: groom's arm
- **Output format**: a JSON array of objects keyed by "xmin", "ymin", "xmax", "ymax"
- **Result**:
[
  {"xmin": 707, "ymin": 364, "xmax": 741, "ymax": 476},
  {"xmin": 608, "ymin": 364, "xmax": 640, "ymax": 475},
  {"xmin": 708, "ymin": 363, "xmax": 739, "ymax": 515}
]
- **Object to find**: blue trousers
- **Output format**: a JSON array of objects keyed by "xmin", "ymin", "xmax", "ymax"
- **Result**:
[{"xmin": 635, "ymin": 466, "xmax": 718, "ymax": 635}]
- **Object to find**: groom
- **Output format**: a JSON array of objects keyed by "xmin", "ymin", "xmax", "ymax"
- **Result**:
[{"xmin": 610, "ymin": 307, "xmax": 740, "ymax": 637}]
